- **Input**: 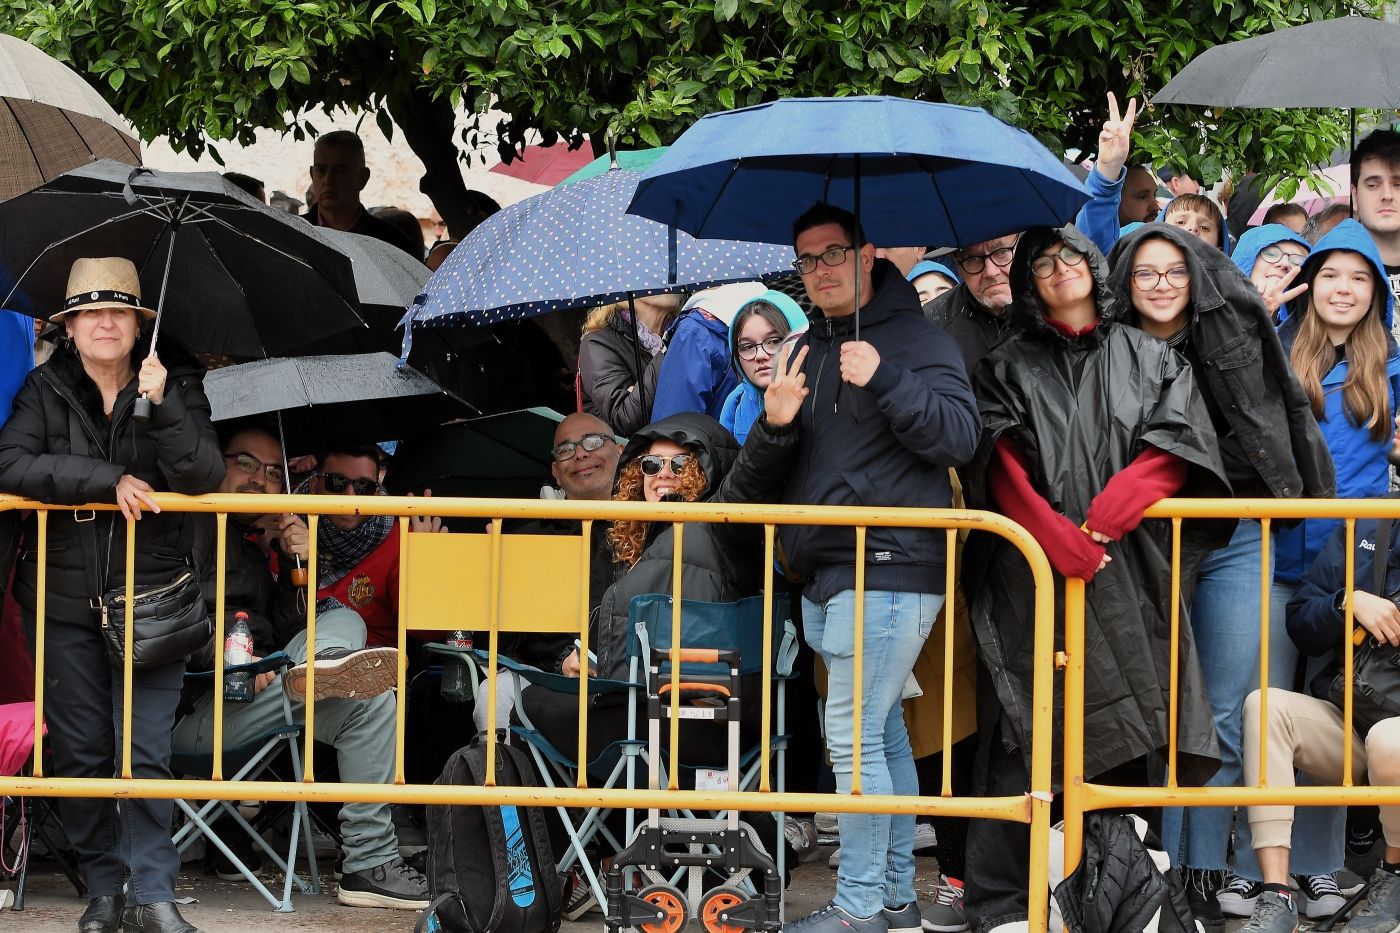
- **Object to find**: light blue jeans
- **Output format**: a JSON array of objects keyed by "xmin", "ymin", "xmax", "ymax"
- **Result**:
[{"xmin": 803, "ymin": 589, "xmax": 942, "ymax": 918}]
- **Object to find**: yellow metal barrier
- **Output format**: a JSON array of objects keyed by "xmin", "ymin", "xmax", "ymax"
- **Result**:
[
  {"xmin": 0, "ymin": 492, "xmax": 1058, "ymax": 925},
  {"xmin": 1062, "ymin": 497, "xmax": 1400, "ymax": 891}
]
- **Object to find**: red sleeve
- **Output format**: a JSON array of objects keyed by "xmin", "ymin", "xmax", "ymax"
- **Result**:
[
  {"xmin": 1084, "ymin": 445, "xmax": 1188, "ymax": 541},
  {"xmin": 989, "ymin": 437, "xmax": 1106, "ymax": 581}
]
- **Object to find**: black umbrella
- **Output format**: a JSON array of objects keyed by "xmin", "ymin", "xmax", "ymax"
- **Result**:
[
  {"xmin": 384, "ymin": 407, "xmax": 566, "ymax": 502},
  {"xmin": 0, "ymin": 160, "xmax": 365, "ymax": 363},
  {"xmin": 203, "ymin": 352, "xmax": 477, "ymax": 457},
  {"xmin": 1153, "ymin": 15, "xmax": 1400, "ymax": 150},
  {"xmin": 300, "ymin": 229, "xmax": 431, "ymax": 357}
]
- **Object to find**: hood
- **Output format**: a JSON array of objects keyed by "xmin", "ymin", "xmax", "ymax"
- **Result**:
[
  {"xmin": 1282, "ymin": 218, "xmax": 1394, "ymax": 335},
  {"xmin": 618, "ymin": 412, "xmax": 739, "ymax": 500},
  {"xmin": 908, "ymin": 260, "xmax": 960, "ymax": 285},
  {"xmin": 1231, "ymin": 223, "xmax": 1311, "ymax": 278},
  {"xmin": 681, "ymin": 281, "xmax": 767, "ymax": 328},
  {"xmin": 1009, "ymin": 224, "xmax": 1115, "ymax": 339},
  {"xmin": 1106, "ymin": 222, "xmax": 1237, "ymax": 330},
  {"xmin": 726, "ymin": 289, "xmax": 810, "ymax": 387}
]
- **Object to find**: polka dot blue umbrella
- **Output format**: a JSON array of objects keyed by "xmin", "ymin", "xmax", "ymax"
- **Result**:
[{"xmin": 402, "ymin": 166, "xmax": 795, "ymax": 355}]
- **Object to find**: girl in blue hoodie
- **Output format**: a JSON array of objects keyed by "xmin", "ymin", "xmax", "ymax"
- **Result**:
[
  {"xmin": 718, "ymin": 291, "xmax": 809, "ymax": 444},
  {"xmin": 1232, "ymin": 223, "xmax": 1313, "ymax": 323}
]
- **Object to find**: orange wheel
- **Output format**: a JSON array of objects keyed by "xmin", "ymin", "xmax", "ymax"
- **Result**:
[
  {"xmin": 700, "ymin": 886, "xmax": 749, "ymax": 933},
  {"xmin": 636, "ymin": 883, "xmax": 687, "ymax": 933}
]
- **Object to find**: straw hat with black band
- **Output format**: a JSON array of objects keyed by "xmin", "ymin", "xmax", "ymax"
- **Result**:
[{"xmin": 50, "ymin": 257, "xmax": 157, "ymax": 322}]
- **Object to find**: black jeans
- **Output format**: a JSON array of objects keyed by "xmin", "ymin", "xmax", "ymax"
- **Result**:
[{"xmin": 25, "ymin": 609, "xmax": 186, "ymax": 904}]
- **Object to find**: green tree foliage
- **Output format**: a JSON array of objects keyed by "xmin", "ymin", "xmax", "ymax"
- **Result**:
[{"xmin": 0, "ymin": 0, "xmax": 1380, "ymax": 229}]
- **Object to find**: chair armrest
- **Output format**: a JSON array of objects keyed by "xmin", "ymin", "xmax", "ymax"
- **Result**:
[{"xmin": 184, "ymin": 651, "xmax": 293, "ymax": 683}]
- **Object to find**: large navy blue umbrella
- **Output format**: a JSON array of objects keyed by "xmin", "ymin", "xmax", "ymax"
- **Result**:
[
  {"xmin": 626, "ymin": 96, "xmax": 1089, "ymax": 248},
  {"xmin": 404, "ymin": 167, "xmax": 794, "ymax": 343}
]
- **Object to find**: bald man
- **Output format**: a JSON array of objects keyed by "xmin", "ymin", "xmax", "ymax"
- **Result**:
[{"xmin": 549, "ymin": 412, "xmax": 622, "ymax": 501}]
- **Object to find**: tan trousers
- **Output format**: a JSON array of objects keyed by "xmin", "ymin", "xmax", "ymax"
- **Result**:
[{"xmin": 1242, "ymin": 687, "xmax": 1400, "ymax": 850}]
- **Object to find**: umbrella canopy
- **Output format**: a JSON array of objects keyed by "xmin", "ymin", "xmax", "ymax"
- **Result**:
[
  {"xmin": 0, "ymin": 34, "xmax": 140, "ymax": 200},
  {"xmin": 1249, "ymin": 163, "xmax": 1351, "ymax": 224},
  {"xmin": 403, "ymin": 168, "xmax": 793, "ymax": 334},
  {"xmin": 301, "ymin": 229, "xmax": 430, "ymax": 356},
  {"xmin": 625, "ymin": 96, "xmax": 1089, "ymax": 247},
  {"xmin": 0, "ymin": 160, "xmax": 364, "ymax": 358},
  {"xmin": 559, "ymin": 147, "xmax": 670, "ymax": 186},
  {"xmin": 204, "ymin": 352, "xmax": 476, "ymax": 456},
  {"xmin": 489, "ymin": 143, "xmax": 595, "ymax": 186},
  {"xmin": 1152, "ymin": 16, "xmax": 1400, "ymax": 110},
  {"xmin": 384, "ymin": 407, "xmax": 565, "ymax": 500}
]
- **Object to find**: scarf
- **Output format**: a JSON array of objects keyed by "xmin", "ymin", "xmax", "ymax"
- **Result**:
[
  {"xmin": 620, "ymin": 307, "xmax": 665, "ymax": 358},
  {"xmin": 291, "ymin": 477, "xmax": 394, "ymax": 609}
]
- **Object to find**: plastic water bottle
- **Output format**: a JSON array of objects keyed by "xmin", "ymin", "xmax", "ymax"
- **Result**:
[
  {"xmin": 441, "ymin": 630, "xmax": 474, "ymax": 703},
  {"xmin": 224, "ymin": 611, "xmax": 255, "ymax": 703}
]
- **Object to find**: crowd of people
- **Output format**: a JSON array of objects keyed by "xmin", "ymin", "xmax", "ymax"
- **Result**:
[{"xmin": 6, "ymin": 95, "xmax": 1400, "ymax": 933}]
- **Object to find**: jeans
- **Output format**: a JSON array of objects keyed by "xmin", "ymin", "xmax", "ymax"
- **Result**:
[
  {"xmin": 803, "ymin": 589, "xmax": 941, "ymax": 917},
  {"xmin": 1162, "ymin": 520, "xmax": 1270, "ymax": 869},
  {"xmin": 171, "ymin": 608, "xmax": 399, "ymax": 874},
  {"xmin": 1231, "ymin": 582, "xmax": 1346, "ymax": 879},
  {"xmin": 24, "ymin": 609, "xmax": 186, "ymax": 905}
]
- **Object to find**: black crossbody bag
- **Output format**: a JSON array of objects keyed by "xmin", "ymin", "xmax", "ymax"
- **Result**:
[
  {"xmin": 1328, "ymin": 516, "xmax": 1400, "ymax": 738},
  {"xmin": 68, "ymin": 409, "xmax": 210, "ymax": 670}
]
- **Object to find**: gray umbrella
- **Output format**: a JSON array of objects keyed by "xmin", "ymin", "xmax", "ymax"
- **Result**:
[
  {"xmin": 204, "ymin": 352, "xmax": 477, "ymax": 456},
  {"xmin": 301, "ymin": 229, "xmax": 430, "ymax": 356}
]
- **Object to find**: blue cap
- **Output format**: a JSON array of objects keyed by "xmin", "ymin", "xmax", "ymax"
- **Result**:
[{"xmin": 907, "ymin": 260, "xmax": 960, "ymax": 284}]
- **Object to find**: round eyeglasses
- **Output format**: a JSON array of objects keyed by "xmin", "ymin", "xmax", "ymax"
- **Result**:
[
  {"xmin": 736, "ymin": 336, "xmax": 786, "ymax": 361},
  {"xmin": 1258, "ymin": 244, "xmax": 1307, "ymax": 267},
  {"xmin": 1131, "ymin": 267, "xmax": 1191, "ymax": 289},
  {"xmin": 552, "ymin": 432, "xmax": 610, "ymax": 463},
  {"xmin": 1029, "ymin": 245, "xmax": 1086, "ymax": 279}
]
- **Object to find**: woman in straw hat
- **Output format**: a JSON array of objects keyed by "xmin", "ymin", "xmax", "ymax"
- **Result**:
[{"xmin": 0, "ymin": 257, "xmax": 224, "ymax": 933}]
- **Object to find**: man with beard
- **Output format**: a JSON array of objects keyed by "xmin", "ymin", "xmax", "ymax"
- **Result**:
[
  {"xmin": 923, "ymin": 234, "xmax": 1020, "ymax": 376},
  {"xmin": 172, "ymin": 425, "xmax": 429, "ymax": 910}
]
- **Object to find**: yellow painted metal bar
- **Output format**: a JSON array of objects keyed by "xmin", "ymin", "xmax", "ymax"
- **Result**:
[
  {"xmin": 1167, "ymin": 518, "xmax": 1180, "ymax": 788},
  {"xmin": 1061, "ymin": 576, "xmax": 1087, "ymax": 875},
  {"xmin": 668, "ymin": 521, "xmax": 684, "ymax": 791},
  {"xmin": 121, "ymin": 517, "xmax": 136, "ymax": 780},
  {"xmin": 212, "ymin": 512, "xmax": 228, "ymax": 780},
  {"xmin": 396, "ymin": 517, "xmax": 410, "ymax": 784},
  {"xmin": 760, "ymin": 523, "xmax": 775, "ymax": 793},
  {"xmin": 486, "ymin": 518, "xmax": 503, "ymax": 786},
  {"xmin": 1025, "ymin": 535, "xmax": 1059, "ymax": 933},
  {"xmin": 577, "ymin": 519, "xmax": 593, "ymax": 789},
  {"xmin": 852, "ymin": 526, "xmax": 866, "ymax": 796},
  {"xmin": 1344, "ymin": 518, "xmax": 1356, "ymax": 786},
  {"xmin": 1258, "ymin": 518, "xmax": 1273, "ymax": 787},
  {"xmin": 303, "ymin": 515, "xmax": 317, "ymax": 779},
  {"xmin": 32, "ymin": 511, "xmax": 46, "ymax": 776},
  {"xmin": 942, "ymin": 528, "xmax": 955, "ymax": 797}
]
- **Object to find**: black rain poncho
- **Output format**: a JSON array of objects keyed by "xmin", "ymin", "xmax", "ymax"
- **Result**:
[{"xmin": 966, "ymin": 225, "xmax": 1226, "ymax": 785}]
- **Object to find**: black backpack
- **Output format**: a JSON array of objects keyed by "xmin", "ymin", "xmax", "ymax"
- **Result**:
[{"xmin": 416, "ymin": 733, "xmax": 562, "ymax": 933}]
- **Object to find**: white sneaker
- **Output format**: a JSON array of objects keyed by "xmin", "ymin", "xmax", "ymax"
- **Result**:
[{"xmin": 912, "ymin": 821, "xmax": 937, "ymax": 853}]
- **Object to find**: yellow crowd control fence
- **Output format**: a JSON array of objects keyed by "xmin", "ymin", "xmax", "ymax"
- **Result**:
[
  {"xmin": 0, "ymin": 492, "xmax": 1057, "ymax": 927},
  {"xmin": 1062, "ymin": 497, "xmax": 1400, "ymax": 889}
]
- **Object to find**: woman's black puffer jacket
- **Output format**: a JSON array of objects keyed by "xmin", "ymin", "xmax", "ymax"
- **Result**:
[
  {"xmin": 0, "ymin": 340, "xmax": 226, "ymax": 625},
  {"xmin": 592, "ymin": 412, "xmax": 797, "ymax": 681},
  {"xmin": 578, "ymin": 313, "xmax": 663, "ymax": 436}
]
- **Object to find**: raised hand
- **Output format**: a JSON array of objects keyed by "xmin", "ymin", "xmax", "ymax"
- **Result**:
[
  {"xmin": 1255, "ymin": 263, "xmax": 1309, "ymax": 322},
  {"xmin": 407, "ymin": 488, "xmax": 446, "ymax": 534},
  {"xmin": 1096, "ymin": 91, "xmax": 1138, "ymax": 184},
  {"xmin": 763, "ymin": 342, "xmax": 810, "ymax": 427}
]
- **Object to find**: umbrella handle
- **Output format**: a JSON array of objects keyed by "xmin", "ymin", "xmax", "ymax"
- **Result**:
[
  {"xmin": 290, "ymin": 561, "xmax": 308, "ymax": 588},
  {"xmin": 132, "ymin": 395, "xmax": 153, "ymax": 424}
]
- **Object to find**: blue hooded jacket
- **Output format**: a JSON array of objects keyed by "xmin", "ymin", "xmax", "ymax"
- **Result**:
[
  {"xmin": 1275, "ymin": 218, "xmax": 1400, "ymax": 583},
  {"xmin": 718, "ymin": 291, "xmax": 808, "ymax": 444},
  {"xmin": 0, "ymin": 310, "xmax": 32, "ymax": 427},
  {"xmin": 1232, "ymin": 224, "xmax": 1312, "ymax": 323},
  {"xmin": 651, "ymin": 307, "xmax": 740, "ymax": 423}
]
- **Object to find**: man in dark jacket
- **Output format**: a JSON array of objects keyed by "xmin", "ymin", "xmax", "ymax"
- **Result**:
[
  {"xmin": 781, "ymin": 203, "xmax": 981, "ymax": 933},
  {"xmin": 922, "ymin": 233, "xmax": 1020, "ymax": 376},
  {"xmin": 171, "ymin": 425, "xmax": 430, "ymax": 911}
]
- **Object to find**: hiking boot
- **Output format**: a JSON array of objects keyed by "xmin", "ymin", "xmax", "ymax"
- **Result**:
[
  {"xmin": 285, "ymin": 647, "xmax": 398, "ymax": 701},
  {"xmin": 1183, "ymin": 867, "xmax": 1225, "ymax": 929},
  {"xmin": 883, "ymin": 902, "xmax": 920, "ymax": 933},
  {"xmin": 1237, "ymin": 889, "xmax": 1298, "ymax": 933},
  {"xmin": 785, "ymin": 816, "xmax": 820, "ymax": 863},
  {"xmin": 1294, "ymin": 872, "xmax": 1346, "ymax": 919},
  {"xmin": 561, "ymin": 868, "xmax": 599, "ymax": 921},
  {"xmin": 337, "ymin": 855, "xmax": 429, "ymax": 909},
  {"xmin": 1348, "ymin": 866, "xmax": 1400, "ymax": 933},
  {"xmin": 912, "ymin": 820, "xmax": 937, "ymax": 854},
  {"xmin": 923, "ymin": 875, "xmax": 969, "ymax": 931},
  {"xmin": 1217, "ymin": 872, "xmax": 1264, "ymax": 917},
  {"xmin": 784, "ymin": 901, "xmax": 888, "ymax": 931}
]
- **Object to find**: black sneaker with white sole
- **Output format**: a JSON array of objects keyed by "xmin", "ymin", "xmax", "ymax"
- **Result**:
[
  {"xmin": 1295, "ymin": 872, "xmax": 1346, "ymax": 919},
  {"xmin": 1217, "ymin": 872, "xmax": 1264, "ymax": 918},
  {"xmin": 285, "ymin": 647, "xmax": 398, "ymax": 701},
  {"xmin": 337, "ymin": 855, "xmax": 429, "ymax": 909},
  {"xmin": 561, "ymin": 868, "xmax": 599, "ymax": 921}
]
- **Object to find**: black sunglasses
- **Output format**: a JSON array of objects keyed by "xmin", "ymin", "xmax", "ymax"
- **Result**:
[
  {"xmin": 639, "ymin": 454, "xmax": 693, "ymax": 476},
  {"xmin": 316, "ymin": 471, "xmax": 381, "ymax": 496}
]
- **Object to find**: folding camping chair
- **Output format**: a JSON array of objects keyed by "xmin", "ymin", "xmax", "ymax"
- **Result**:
[
  {"xmin": 169, "ymin": 653, "xmax": 320, "ymax": 912},
  {"xmin": 0, "ymin": 701, "xmax": 84, "ymax": 911}
]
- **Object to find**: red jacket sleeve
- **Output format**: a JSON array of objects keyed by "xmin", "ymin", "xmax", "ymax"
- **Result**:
[
  {"xmin": 988, "ymin": 437, "xmax": 1106, "ymax": 581},
  {"xmin": 1084, "ymin": 446, "xmax": 1188, "ymax": 541}
]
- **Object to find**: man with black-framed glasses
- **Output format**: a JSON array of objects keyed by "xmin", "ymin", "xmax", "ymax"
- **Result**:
[{"xmin": 923, "ymin": 233, "xmax": 1022, "ymax": 375}]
